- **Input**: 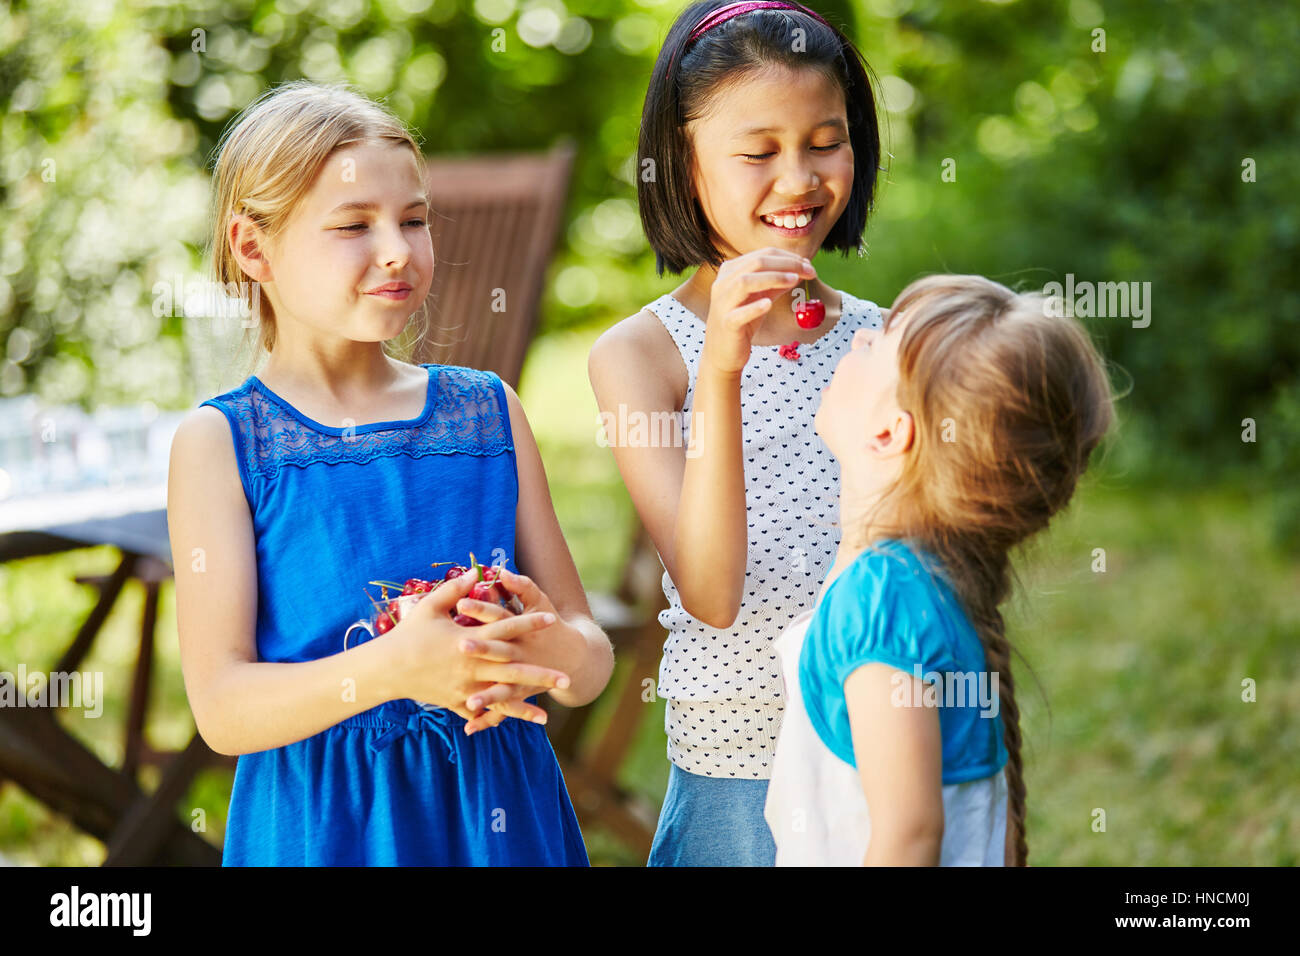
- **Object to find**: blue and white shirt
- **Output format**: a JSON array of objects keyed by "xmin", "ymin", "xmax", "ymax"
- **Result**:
[
  {"xmin": 764, "ymin": 539, "xmax": 1009, "ymax": 865},
  {"xmin": 648, "ymin": 290, "xmax": 884, "ymax": 778}
]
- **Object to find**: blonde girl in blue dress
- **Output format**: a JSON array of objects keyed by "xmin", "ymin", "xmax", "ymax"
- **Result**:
[{"xmin": 169, "ymin": 82, "xmax": 614, "ymax": 865}]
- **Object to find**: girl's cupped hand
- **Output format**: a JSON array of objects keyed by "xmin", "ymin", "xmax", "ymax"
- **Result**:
[
  {"xmin": 383, "ymin": 570, "xmax": 571, "ymax": 729},
  {"xmin": 452, "ymin": 567, "xmax": 591, "ymax": 734}
]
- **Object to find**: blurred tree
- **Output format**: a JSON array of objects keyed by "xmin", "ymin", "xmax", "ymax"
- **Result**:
[
  {"xmin": 838, "ymin": 0, "xmax": 1299, "ymax": 480},
  {"xmin": 1, "ymin": 0, "xmax": 1295, "ymax": 490}
]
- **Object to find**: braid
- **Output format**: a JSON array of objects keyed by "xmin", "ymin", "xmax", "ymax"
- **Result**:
[
  {"xmin": 916, "ymin": 535, "xmax": 1030, "ymax": 867},
  {"xmin": 965, "ymin": 562, "xmax": 1030, "ymax": 867},
  {"xmin": 981, "ymin": 607, "xmax": 1028, "ymax": 866}
]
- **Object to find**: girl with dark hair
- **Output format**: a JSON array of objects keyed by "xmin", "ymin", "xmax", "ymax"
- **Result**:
[{"xmin": 588, "ymin": 1, "xmax": 885, "ymax": 865}]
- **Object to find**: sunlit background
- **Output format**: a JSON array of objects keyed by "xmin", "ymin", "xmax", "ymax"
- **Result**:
[{"xmin": 1, "ymin": 0, "xmax": 1296, "ymax": 865}]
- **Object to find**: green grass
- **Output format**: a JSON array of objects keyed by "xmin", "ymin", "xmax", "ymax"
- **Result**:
[{"xmin": 1, "ymin": 325, "xmax": 1295, "ymax": 865}]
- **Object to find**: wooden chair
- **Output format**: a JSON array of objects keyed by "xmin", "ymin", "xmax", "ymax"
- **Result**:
[{"xmin": 414, "ymin": 140, "xmax": 577, "ymax": 384}]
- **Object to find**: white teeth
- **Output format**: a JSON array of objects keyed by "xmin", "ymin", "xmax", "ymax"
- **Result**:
[{"xmin": 763, "ymin": 209, "xmax": 816, "ymax": 229}]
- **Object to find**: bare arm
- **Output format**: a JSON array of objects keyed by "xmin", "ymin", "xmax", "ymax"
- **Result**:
[
  {"xmin": 588, "ymin": 252, "xmax": 816, "ymax": 629},
  {"xmin": 845, "ymin": 663, "xmax": 945, "ymax": 865},
  {"xmin": 588, "ymin": 314, "xmax": 743, "ymax": 628},
  {"xmin": 168, "ymin": 407, "xmax": 406, "ymax": 755}
]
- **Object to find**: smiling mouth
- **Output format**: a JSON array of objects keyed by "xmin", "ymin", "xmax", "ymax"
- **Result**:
[{"xmin": 759, "ymin": 206, "xmax": 823, "ymax": 232}]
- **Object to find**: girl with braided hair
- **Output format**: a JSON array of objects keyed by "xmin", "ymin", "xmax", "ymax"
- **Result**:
[{"xmin": 764, "ymin": 274, "xmax": 1114, "ymax": 865}]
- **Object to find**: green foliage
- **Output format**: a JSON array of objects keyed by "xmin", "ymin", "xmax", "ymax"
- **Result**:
[
  {"xmin": 2, "ymin": 0, "xmax": 1296, "ymax": 487},
  {"xmin": 835, "ymin": 0, "xmax": 1300, "ymax": 479},
  {"xmin": 1263, "ymin": 381, "xmax": 1300, "ymax": 554},
  {"xmin": 0, "ymin": 0, "xmax": 673, "ymax": 407}
]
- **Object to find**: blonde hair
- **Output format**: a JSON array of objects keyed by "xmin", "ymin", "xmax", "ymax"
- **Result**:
[
  {"xmin": 208, "ymin": 81, "xmax": 428, "ymax": 359},
  {"xmin": 860, "ymin": 274, "xmax": 1114, "ymax": 866}
]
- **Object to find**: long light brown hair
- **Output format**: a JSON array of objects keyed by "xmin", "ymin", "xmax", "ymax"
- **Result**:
[
  {"xmin": 208, "ymin": 81, "xmax": 428, "ymax": 362},
  {"xmin": 854, "ymin": 274, "xmax": 1114, "ymax": 865}
]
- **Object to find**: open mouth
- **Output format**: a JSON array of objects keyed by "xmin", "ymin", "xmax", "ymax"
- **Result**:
[{"xmin": 759, "ymin": 205, "xmax": 823, "ymax": 234}]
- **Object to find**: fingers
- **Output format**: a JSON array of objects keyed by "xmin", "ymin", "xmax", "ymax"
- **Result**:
[
  {"xmin": 470, "ymin": 659, "xmax": 570, "ymax": 691},
  {"xmin": 446, "ymin": 703, "xmax": 482, "ymax": 723},
  {"xmin": 454, "ymin": 597, "xmax": 514, "ymax": 625},
  {"xmin": 481, "ymin": 609, "xmax": 555, "ymax": 639},
  {"xmin": 730, "ymin": 297, "xmax": 774, "ymax": 324},
  {"xmin": 456, "ymin": 636, "xmax": 518, "ymax": 663},
  {"xmin": 462, "ymin": 709, "xmax": 509, "ymax": 735},
  {"xmin": 465, "ymin": 682, "xmax": 549, "ymax": 719},
  {"xmin": 723, "ymin": 249, "xmax": 817, "ymax": 278},
  {"xmin": 735, "ymin": 270, "xmax": 806, "ymax": 295},
  {"xmin": 495, "ymin": 568, "xmax": 545, "ymax": 609},
  {"xmin": 483, "ymin": 697, "xmax": 549, "ymax": 726},
  {"xmin": 419, "ymin": 571, "xmax": 476, "ymax": 615}
]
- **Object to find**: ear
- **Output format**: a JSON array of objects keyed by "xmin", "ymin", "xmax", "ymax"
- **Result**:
[
  {"xmin": 867, "ymin": 410, "xmax": 915, "ymax": 459},
  {"xmin": 229, "ymin": 214, "xmax": 274, "ymax": 284}
]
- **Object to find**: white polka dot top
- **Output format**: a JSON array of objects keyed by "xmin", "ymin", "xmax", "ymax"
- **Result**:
[{"xmin": 647, "ymin": 289, "xmax": 884, "ymax": 778}]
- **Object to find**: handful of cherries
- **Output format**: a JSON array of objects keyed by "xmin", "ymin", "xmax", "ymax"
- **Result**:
[{"xmin": 361, "ymin": 553, "xmax": 523, "ymax": 636}]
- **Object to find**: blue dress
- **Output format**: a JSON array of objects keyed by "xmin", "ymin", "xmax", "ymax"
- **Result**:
[{"xmin": 200, "ymin": 363, "xmax": 590, "ymax": 866}]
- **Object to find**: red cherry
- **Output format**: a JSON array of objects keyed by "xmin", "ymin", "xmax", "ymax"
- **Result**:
[
  {"xmin": 795, "ymin": 298, "xmax": 825, "ymax": 329},
  {"xmin": 442, "ymin": 565, "xmax": 468, "ymax": 581},
  {"xmin": 469, "ymin": 581, "xmax": 497, "ymax": 603},
  {"xmin": 401, "ymin": 578, "xmax": 433, "ymax": 595},
  {"xmin": 452, "ymin": 613, "xmax": 483, "ymax": 627},
  {"xmin": 375, "ymin": 612, "xmax": 396, "ymax": 634}
]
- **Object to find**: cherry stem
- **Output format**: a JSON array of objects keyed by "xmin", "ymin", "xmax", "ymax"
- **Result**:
[{"xmin": 363, "ymin": 588, "xmax": 388, "ymax": 620}]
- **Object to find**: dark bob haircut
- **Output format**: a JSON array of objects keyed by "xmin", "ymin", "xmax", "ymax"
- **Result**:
[{"xmin": 637, "ymin": 1, "xmax": 881, "ymax": 277}]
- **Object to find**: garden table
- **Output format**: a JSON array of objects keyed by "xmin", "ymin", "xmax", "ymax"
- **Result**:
[{"xmin": 0, "ymin": 489, "xmax": 223, "ymax": 865}]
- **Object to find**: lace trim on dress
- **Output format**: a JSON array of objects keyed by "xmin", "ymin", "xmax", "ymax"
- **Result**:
[{"xmin": 210, "ymin": 365, "xmax": 513, "ymax": 481}]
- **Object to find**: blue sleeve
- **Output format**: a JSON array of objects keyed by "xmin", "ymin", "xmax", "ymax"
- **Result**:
[{"xmin": 799, "ymin": 541, "xmax": 955, "ymax": 767}]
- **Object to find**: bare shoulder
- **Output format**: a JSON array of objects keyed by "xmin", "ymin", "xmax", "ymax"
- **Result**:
[
  {"xmin": 169, "ymin": 405, "xmax": 243, "ymax": 498},
  {"xmin": 588, "ymin": 307, "xmax": 687, "ymax": 410},
  {"xmin": 498, "ymin": 378, "xmax": 526, "ymax": 426},
  {"xmin": 171, "ymin": 405, "xmax": 236, "ymax": 457}
]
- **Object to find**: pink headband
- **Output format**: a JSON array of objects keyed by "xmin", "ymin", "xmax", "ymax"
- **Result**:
[{"xmin": 686, "ymin": 1, "xmax": 834, "ymax": 45}]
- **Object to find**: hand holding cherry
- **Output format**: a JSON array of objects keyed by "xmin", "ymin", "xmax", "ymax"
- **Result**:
[
  {"xmin": 702, "ymin": 248, "xmax": 818, "ymax": 376},
  {"xmin": 376, "ymin": 570, "xmax": 569, "ymax": 727},
  {"xmin": 363, "ymin": 553, "xmax": 523, "ymax": 632}
]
